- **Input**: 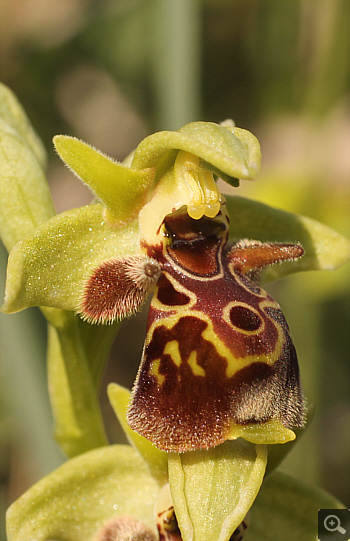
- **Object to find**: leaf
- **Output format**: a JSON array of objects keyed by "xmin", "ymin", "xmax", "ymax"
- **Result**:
[
  {"xmin": 168, "ymin": 440, "xmax": 267, "ymax": 541},
  {"xmin": 0, "ymin": 104, "xmax": 54, "ymax": 253},
  {"xmin": 226, "ymin": 195, "xmax": 350, "ymax": 281},
  {"xmin": 107, "ymin": 383, "xmax": 168, "ymax": 484},
  {"xmin": 6, "ymin": 445, "xmax": 159, "ymax": 541},
  {"xmin": 2, "ymin": 203, "xmax": 141, "ymax": 314},
  {"xmin": 246, "ymin": 470, "xmax": 346, "ymax": 541},
  {"xmin": 53, "ymin": 135, "xmax": 154, "ymax": 224},
  {"xmin": 132, "ymin": 121, "xmax": 261, "ymax": 182}
]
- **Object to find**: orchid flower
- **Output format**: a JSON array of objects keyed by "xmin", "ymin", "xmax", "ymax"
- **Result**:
[{"xmin": 1, "ymin": 82, "xmax": 349, "ymax": 541}]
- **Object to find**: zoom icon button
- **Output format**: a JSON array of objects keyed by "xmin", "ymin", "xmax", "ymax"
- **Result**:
[{"xmin": 318, "ymin": 509, "xmax": 350, "ymax": 540}]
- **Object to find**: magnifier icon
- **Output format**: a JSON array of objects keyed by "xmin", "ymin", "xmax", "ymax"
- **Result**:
[{"xmin": 324, "ymin": 514, "xmax": 346, "ymax": 534}]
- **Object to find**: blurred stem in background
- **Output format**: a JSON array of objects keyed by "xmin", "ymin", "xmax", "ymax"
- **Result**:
[
  {"xmin": 149, "ymin": 0, "xmax": 201, "ymax": 129},
  {"xmin": 300, "ymin": 0, "xmax": 350, "ymax": 115}
]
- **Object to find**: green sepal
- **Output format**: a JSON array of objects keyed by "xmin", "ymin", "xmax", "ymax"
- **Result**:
[
  {"xmin": 6, "ymin": 445, "xmax": 159, "ymax": 541},
  {"xmin": 107, "ymin": 383, "xmax": 168, "ymax": 484},
  {"xmin": 168, "ymin": 440, "xmax": 267, "ymax": 541},
  {"xmin": 53, "ymin": 135, "xmax": 155, "ymax": 224},
  {"xmin": 226, "ymin": 195, "xmax": 350, "ymax": 281},
  {"xmin": 0, "ymin": 86, "xmax": 54, "ymax": 252},
  {"xmin": 132, "ymin": 121, "xmax": 261, "ymax": 183},
  {"xmin": 2, "ymin": 203, "xmax": 141, "ymax": 314},
  {"xmin": 246, "ymin": 470, "xmax": 346, "ymax": 541}
]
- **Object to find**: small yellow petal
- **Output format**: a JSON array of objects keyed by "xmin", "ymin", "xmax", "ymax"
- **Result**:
[{"xmin": 228, "ymin": 419, "xmax": 296, "ymax": 445}]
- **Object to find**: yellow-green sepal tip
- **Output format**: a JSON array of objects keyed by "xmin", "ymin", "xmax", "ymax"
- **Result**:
[{"xmin": 53, "ymin": 135, "xmax": 155, "ymax": 225}]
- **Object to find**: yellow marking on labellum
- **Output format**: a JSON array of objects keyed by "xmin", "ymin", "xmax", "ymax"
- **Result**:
[
  {"xmin": 145, "ymin": 309, "xmax": 283, "ymax": 380},
  {"xmin": 228, "ymin": 419, "xmax": 296, "ymax": 445},
  {"xmin": 149, "ymin": 358, "xmax": 165, "ymax": 386},
  {"xmin": 164, "ymin": 340, "xmax": 182, "ymax": 367},
  {"xmin": 259, "ymin": 298, "xmax": 281, "ymax": 311},
  {"xmin": 223, "ymin": 331, "xmax": 284, "ymax": 378},
  {"xmin": 174, "ymin": 151, "xmax": 221, "ymax": 220},
  {"xmin": 196, "ymin": 305, "xmax": 285, "ymax": 379},
  {"xmin": 232, "ymin": 269, "xmax": 266, "ymax": 298},
  {"xmin": 222, "ymin": 301, "xmax": 265, "ymax": 335},
  {"xmin": 188, "ymin": 350, "xmax": 206, "ymax": 377}
]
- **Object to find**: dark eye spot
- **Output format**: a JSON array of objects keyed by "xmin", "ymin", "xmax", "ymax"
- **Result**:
[
  {"xmin": 157, "ymin": 275, "xmax": 191, "ymax": 306},
  {"xmin": 229, "ymin": 305, "xmax": 262, "ymax": 331}
]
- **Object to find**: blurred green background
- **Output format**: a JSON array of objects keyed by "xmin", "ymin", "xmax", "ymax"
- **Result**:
[{"xmin": 1, "ymin": 1, "xmax": 349, "ymax": 537}]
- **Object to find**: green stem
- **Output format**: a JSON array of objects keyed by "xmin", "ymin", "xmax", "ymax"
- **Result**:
[{"xmin": 46, "ymin": 311, "xmax": 108, "ymax": 458}]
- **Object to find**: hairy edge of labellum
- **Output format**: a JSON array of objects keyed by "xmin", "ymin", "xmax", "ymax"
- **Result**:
[
  {"xmin": 79, "ymin": 255, "xmax": 161, "ymax": 325},
  {"xmin": 93, "ymin": 515, "xmax": 157, "ymax": 541}
]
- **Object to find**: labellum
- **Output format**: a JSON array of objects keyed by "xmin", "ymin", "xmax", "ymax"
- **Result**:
[
  {"xmin": 80, "ymin": 202, "xmax": 305, "ymax": 452},
  {"xmin": 129, "ymin": 204, "xmax": 306, "ymax": 451}
]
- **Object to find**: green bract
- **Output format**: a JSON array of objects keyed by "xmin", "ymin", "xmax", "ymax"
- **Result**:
[{"xmin": 168, "ymin": 441, "xmax": 267, "ymax": 541}]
